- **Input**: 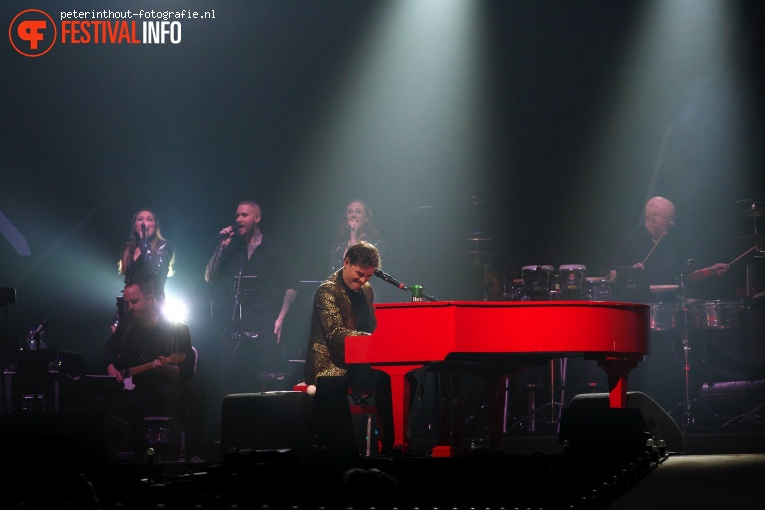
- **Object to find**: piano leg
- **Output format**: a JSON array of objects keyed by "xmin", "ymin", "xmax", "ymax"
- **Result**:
[
  {"xmin": 598, "ymin": 358, "xmax": 639, "ymax": 408},
  {"xmin": 375, "ymin": 364, "xmax": 422, "ymax": 453}
]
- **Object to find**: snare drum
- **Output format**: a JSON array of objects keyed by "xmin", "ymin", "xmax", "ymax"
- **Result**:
[
  {"xmin": 585, "ymin": 276, "xmax": 613, "ymax": 301},
  {"xmin": 521, "ymin": 265, "xmax": 555, "ymax": 300},
  {"xmin": 649, "ymin": 303, "xmax": 682, "ymax": 330},
  {"xmin": 559, "ymin": 264, "xmax": 587, "ymax": 300},
  {"xmin": 690, "ymin": 300, "xmax": 744, "ymax": 329}
]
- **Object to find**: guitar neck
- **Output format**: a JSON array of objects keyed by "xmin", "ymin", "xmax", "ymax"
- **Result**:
[
  {"xmin": 123, "ymin": 360, "xmax": 155, "ymax": 378},
  {"xmin": 122, "ymin": 355, "xmax": 183, "ymax": 378}
]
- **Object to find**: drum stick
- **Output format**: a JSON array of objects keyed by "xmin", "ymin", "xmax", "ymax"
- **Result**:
[
  {"xmin": 728, "ymin": 245, "xmax": 757, "ymax": 266},
  {"xmin": 641, "ymin": 232, "xmax": 666, "ymax": 266}
]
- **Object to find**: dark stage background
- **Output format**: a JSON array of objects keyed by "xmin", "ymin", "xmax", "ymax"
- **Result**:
[{"xmin": 2, "ymin": 1, "xmax": 765, "ymax": 430}]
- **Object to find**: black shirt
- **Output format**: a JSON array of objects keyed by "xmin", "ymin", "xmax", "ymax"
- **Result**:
[
  {"xmin": 612, "ymin": 225, "xmax": 684, "ymax": 286},
  {"xmin": 208, "ymin": 235, "xmax": 297, "ymax": 332}
]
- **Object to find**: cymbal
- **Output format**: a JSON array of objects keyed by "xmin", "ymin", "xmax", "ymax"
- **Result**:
[
  {"xmin": 741, "ymin": 202, "xmax": 765, "ymax": 217},
  {"xmin": 465, "ymin": 250, "xmax": 495, "ymax": 257}
]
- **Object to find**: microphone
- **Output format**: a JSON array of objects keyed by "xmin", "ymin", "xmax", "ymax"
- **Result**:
[
  {"xmin": 215, "ymin": 226, "xmax": 239, "ymax": 240},
  {"xmin": 211, "ymin": 226, "xmax": 243, "ymax": 245},
  {"xmin": 139, "ymin": 224, "xmax": 150, "ymax": 252},
  {"xmin": 373, "ymin": 268, "xmax": 410, "ymax": 291}
]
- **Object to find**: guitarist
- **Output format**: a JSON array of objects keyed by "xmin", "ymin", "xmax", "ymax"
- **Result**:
[{"xmin": 103, "ymin": 279, "xmax": 205, "ymax": 458}]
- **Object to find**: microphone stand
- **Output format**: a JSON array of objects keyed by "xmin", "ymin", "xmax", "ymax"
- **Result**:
[
  {"xmin": 227, "ymin": 253, "xmax": 247, "ymax": 391},
  {"xmin": 231, "ymin": 253, "xmax": 246, "ymax": 323},
  {"xmin": 670, "ymin": 270, "xmax": 716, "ymax": 432}
]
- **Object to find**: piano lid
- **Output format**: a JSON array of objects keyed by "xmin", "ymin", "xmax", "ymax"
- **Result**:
[{"xmin": 346, "ymin": 300, "xmax": 650, "ymax": 365}]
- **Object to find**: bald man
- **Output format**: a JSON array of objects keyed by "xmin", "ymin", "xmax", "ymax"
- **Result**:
[
  {"xmin": 611, "ymin": 196, "xmax": 728, "ymax": 292},
  {"xmin": 610, "ymin": 196, "xmax": 730, "ymax": 412}
]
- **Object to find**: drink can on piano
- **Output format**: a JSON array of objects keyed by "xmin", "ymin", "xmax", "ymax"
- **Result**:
[{"xmin": 411, "ymin": 285, "xmax": 423, "ymax": 302}]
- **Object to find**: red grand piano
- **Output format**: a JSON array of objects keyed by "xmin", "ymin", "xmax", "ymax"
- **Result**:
[{"xmin": 345, "ymin": 300, "xmax": 650, "ymax": 453}]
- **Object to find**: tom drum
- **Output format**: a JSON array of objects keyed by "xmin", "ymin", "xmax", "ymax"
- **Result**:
[
  {"xmin": 559, "ymin": 264, "xmax": 587, "ymax": 300},
  {"xmin": 649, "ymin": 303, "xmax": 682, "ymax": 331},
  {"xmin": 691, "ymin": 300, "xmax": 745, "ymax": 329},
  {"xmin": 585, "ymin": 276, "xmax": 613, "ymax": 301},
  {"xmin": 521, "ymin": 265, "xmax": 555, "ymax": 300}
]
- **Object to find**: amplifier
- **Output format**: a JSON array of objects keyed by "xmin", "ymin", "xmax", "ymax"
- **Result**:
[{"xmin": 7, "ymin": 348, "xmax": 86, "ymax": 380}]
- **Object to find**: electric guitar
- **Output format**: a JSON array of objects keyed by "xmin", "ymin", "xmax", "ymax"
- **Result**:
[{"xmin": 120, "ymin": 353, "xmax": 186, "ymax": 391}]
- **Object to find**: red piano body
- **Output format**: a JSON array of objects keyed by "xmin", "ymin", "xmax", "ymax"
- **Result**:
[{"xmin": 345, "ymin": 300, "xmax": 651, "ymax": 452}]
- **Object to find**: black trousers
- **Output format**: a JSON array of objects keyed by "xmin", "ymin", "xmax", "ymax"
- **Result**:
[{"xmin": 313, "ymin": 366, "xmax": 395, "ymax": 457}]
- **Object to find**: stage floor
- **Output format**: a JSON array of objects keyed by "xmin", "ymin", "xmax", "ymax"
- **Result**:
[
  {"xmin": 6, "ymin": 420, "xmax": 765, "ymax": 510},
  {"xmin": 5, "ymin": 370, "xmax": 765, "ymax": 509}
]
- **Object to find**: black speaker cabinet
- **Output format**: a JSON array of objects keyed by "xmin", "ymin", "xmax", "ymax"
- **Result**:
[
  {"xmin": 220, "ymin": 391, "xmax": 313, "ymax": 457},
  {"xmin": 566, "ymin": 391, "xmax": 684, "ymax": 453}
]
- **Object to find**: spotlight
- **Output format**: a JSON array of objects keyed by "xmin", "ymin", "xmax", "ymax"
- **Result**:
[{"xmin": 162, "ymin": 296, "xmax": 188, "ymax": 323}]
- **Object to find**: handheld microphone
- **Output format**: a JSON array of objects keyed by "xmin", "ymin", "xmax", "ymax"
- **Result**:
[
  {"xmin": 215, "ymin": 226, "xmax": 240, "ymax": 240},
  {"xmin": 373, "ymin": 268, "xmax": 410, "ymax": 291},
  {"xmin": 140, "ymin": 223, "xmax": 147, "ymax": 239}
]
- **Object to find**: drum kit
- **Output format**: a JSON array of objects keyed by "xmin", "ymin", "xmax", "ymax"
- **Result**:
[
  {"xmin": 501, "ymin": 263, "xmax": 615, "ymax": 303},
  {"xmin": 464, "ymin": 199, "xmax": 765, "ymax": 433},
  {"xmin": 653, "ymin": 295, "xmax": 750, "ymax": 432}
]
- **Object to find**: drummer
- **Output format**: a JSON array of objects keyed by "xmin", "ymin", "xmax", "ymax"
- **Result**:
[
  {"xmin": 609, "ymin": 196, "xmax": 730, "ymax": 411},
  {"xmin": 610, "ymin": 196, "xmax": 729, "ymax": 302}
]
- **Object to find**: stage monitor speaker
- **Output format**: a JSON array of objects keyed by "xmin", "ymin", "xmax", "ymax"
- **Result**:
[
  {"xmin": 220, "ymin": 391, "xmax": 313, "ymax": 458},
  {"xmin": 567, "ymin": 391, "xmax": 684, "ymax": 453},
  {"xmin": 0, "ymin": 412, "xmax": 131, "ymax": 470},
  {"xmin": 559, "ymin": 406, "xmax": 650, "ymax": 456}
]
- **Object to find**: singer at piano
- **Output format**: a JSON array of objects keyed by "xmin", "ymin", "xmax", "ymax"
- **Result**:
[
  {"xmin": 305, "ymin": 241, "xmax": 398, "ymax": 458},
  {"xmin": 112, "ymin": 207, "xmax": 175, "ymax": 332},
  {"xmin": 103, "ymin": 279, "xmax": 205, "ymax": 458}
]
